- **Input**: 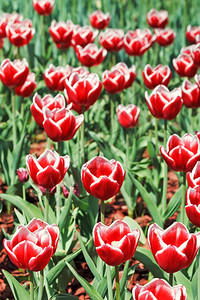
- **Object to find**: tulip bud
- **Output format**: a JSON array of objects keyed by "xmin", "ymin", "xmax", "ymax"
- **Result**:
[{"xmin": 17, "ymin": 168, "xmax": 29, "ymax": 183}]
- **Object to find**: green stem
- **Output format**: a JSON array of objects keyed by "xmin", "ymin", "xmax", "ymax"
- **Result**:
[
  {"xmin": 155, "ymin": 118, "xmax": 158, "ymax": 154},
  {"xmin": 80, "ymin": 119, "xmax": 85, "ymax": 165},
  {"xmin": 12, "ymin": 92, "xmax": 17, "ymax": 150},
  {"xmin": 44, "ymin": 189, "xmax": 50, "ymax": 223},
  {"xmin": 29, "ymin": 270, "xmax": 34, "ymax": 300},
  {"xmin": 162, "ymin": 120, "xmax": 168, "ymax": 215},
  {"xmin": 42, "ymin": 16, "xmax": 45, "ymax": 58},
  {"xmin": 38, "ymin": 270, "xmax": 44, "ymax": 300},
  {"xmin": 100, "ymin": 200, "xmax": 105, "ymax": 224},
  {"xmin": 180, "ymin": 172, "xmax": 186, "ymax": 224},
  {"xmin": 56, "ymin": 183, "xmax": 61, "ymax": 224},
  {"xmin": 115, "ymin": 265, "xmax": 120, "ymax": 300},
  {"xmin": 126, "ymin": 131, "xmax": 129, "ymax": 168},
  {"xmin": 106, "ymin": 264, "xmax": 113, "ymax": 300},
  {"xmin": 110, "ymin": 94, "xmax": 115, "ymax": 143},
  {"xmin": 22, "ymin": 184, "xmax": 26, "ymax": 201},
  {"xmin": 169, "ymin": 273, "xmax": 173, "ymax": 286},
  {"xmin": 198, "ymin": 253, "xmax": 200, "ymax": 299}
]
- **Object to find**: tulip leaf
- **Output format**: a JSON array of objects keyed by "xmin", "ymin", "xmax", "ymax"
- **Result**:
[
  {"xmin": 131, "ymin": 177, "xmax": 163, "ymax": 227},
  {"xmin": 175, "ymin": 271, "xmax": 193, "ymax": 299},
  {"xmin": 58, "ymin": 188, "xmax": 73, "ymax": 230},
  {"xmin": 163, "ymin": 185, "xmax": 183, "ymax": 221},
  {"xmin": 65, "ymin": 261, "xmax": 104, "ymax": 300},
  {"xmin": 123, "ymin": 216, "xmax": 146, "ymax": 245},
  {"xmin": 51, "ymin": 294, "xmax": 79, "ymax": 299},
  {"xmin": 2, "ymin": 270, "xmax": 30, "ymax": 300}
]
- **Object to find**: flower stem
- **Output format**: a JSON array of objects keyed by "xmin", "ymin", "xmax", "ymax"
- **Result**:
[
  {"xmin": 44, "ymin": 189, "xmax": 50, "ymax": 223},
  {"xmin": 106, "ymin": 264, "xmax": 113, "ymax": 300},
  {"xmin": 115, "ymin": 265, "xmax": 120, "ymax": 300},
  {"xmin": 22, "ymin": 184, "xmax": 26, "ymax": 201},
  {"xmin": 155, "ymin": 118, "xmax": 158, "ymax": 154},
  {"xmin": 100, "ymin": 200, "xmax": 105, "ymax": 224},
  {"xmin": 29, "ymin": 270, "xmax": 34, "ymax": 300},
  {"xmin": 42, "ymin": 16, "xmax": 46, "ymax": 58},
  {"xmin": 12, "ymin": 92, "xmax": 17, "ymax": 150},
  {"xmin": 162, "ymin": 119, "xmax": 168, "ymax": 215},
  {"xmin": 126, "ymin": 131, "xmax": 129, "ymax": 168},
  {"xmin": 180, "ymin": 172, "xmax": 186, "ymax": 224},
  {"xmin": 38, "ymin": 270, "xmax": 44, "ymax": 300},
  {"xmin": 110, "ymin": 94, "xmax": 115, "ymax": 143},
  {"xmin": 198, "ymin": 253, "xmax": 200, "ymax": 299},
  {"xmin": 80, "ymin": 118, "xmax": 85, "ymax": 165},
  {"xmin": 169, "ymin": 273, "xmax": 173, "ymax": 286}
]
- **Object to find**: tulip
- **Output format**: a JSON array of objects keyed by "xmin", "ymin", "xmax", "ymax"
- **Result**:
[
  {"xmin": 89, "ymin": 10, "xmax": 111, "ymax": 30},
  {"xmin": 15, "ymin": 72, "xmax": 37, "ymax": 98},
  {"xmin": 0, "ymin": 12, "xmax": 23, "ymax": 38},
  {"xmin": 193, "ymin": 43, "xmax": 200, "ymax": 66},
  {"xmin": 30, "ymin": 93, "xmax": 66, "ymax": 127},
  {"xmin": 181, "ymin": 79, "xmax": 200, "ymax": 108},
  {"xmin": 17, "ymin": 168, "xmax": 29, "ymax": 183},
  {"xmin": 102, "ymin": 68, "xmax": 125, "ymax": 94},
  {"xmin": 3, "ymin": 218, "xmax": 59, "ymax": 271},
  {"xmin": 186, "ymin": 186, "xmax": 200, "ymax": 227},
  {"xmin": 62, "ymin": 184, "xmax": 69, "ymax": 198},
  {"xmin": 132, "ymin": 278, "xmax": 187, "ymax": 300},
  {"xmin": 99, "ymin": 29, "xmax": 124, "ymax": 52},
  {"xmin": 72, "ymin": 25, "xmax": 98, "ymax": 48},
  {"xmin": 186, "ymin": 25, "xmax": 200, "ymax": 44},
  {"xmin": 43, "ymin": 107, "xmax": 84, "ymax": 142},
  {"xmin": 93, "ymin": 220, "xmax": 140, "ymax": 266},
  {"xmin": 146, "ymin": 9, "xmax": 168, "ymax": 29},
  {"xmin": 145, "ymin": 85, "xmax": 182, "ymax": 120},
  {"xmin": 123, "ymin": 29, "xmax": 155, "ymax": 56},
  {"xmin": 81, "ymin": 156, "xmax": 125, "ymax": 201},
  {"xmin": 117, "ymin": 104, "xmax": 140, "ymax": 128},
  {"xmin": 64, "ymin": 72, "xmax": 102, "ymax": 111},
  {"xmin": 116, "ymin": 62, "xmax": 136, "ymax": 89},
  {"xmin": 155, "ymin": 27, "xmax": 176, "ymax": 46},
  {"xmin": 44, "ymin": 64, "xmax": 73, "ymax": 91},
  {"xmin": 26, "ymin": 149, "xmax": 70, "ymax": 189},
  {"xmin": 72, "ymin": 66, "xmax": 90, "ymax": 77},
  {"xmin": 160, "ymin": 133, "xmax": 200, "ymax": 172},
  {"xmin": 49, "ymin": 20, "xmax": 74, "ymax": 50},
  {"xmin": 187, "ymin": 161, "xmax": 200, "ymax": 187},
  {"xmin": 143, "ymin": 64, "xmax": 172, "ymax": 89},
  {"xmin": 75, "ymin": 43, "xmax": 107, "ymax": 67},
  {"xmin": 32, "ymin": 0, "xmax": 54, "ymax": 16},
  {"xmin": 148, "ymin": 222, "xmax": 200, "ymax": 273},
  {"xmin": 0, "ymin": 58, "xmax": 29, "ymax": 88},
  {"xmin": 173, "ymin": 53, "xmax": 198, "ymax": 78},
  {"xmin": 6, "ymin": 19, "xmax": 35, "ymax": 47}
]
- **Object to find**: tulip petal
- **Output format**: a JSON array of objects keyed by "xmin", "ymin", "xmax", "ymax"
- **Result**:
[
  {"xmin": 29, "ymin": 245, "xmax": 53, "ymax": 271},
  {"xmin": 90, "ymin": 176, "xmax": 119, "ymax": 200},
  {"xmin": 96, "ymin": 244, "xmax": 124, "ymax": 266},
  {"xmin": 36, "ymin": 165, "xmax": 61, "ymax": 189}
]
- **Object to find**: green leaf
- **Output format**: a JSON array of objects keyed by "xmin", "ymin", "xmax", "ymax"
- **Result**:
[
  {"xmin": 2, "ymin": 270, "xmax": 30, "ymax": 300},
  {"xmin": 175, "ymin": 271, "xmax": 193, "ymax": 299},
  {"xmin": 51, "ymin": 294, "xmax": 79, "ymax": 300},
  {"xmin": 58, "ymin": 189, "xmax": 73, "ymax": 230},
  {"xmin": 163, "ymin": 185, "xmax": 183, "ymax": 221},
  {"xmin": 123, "ymin": 216, "xmax": 146, "ymax": 245}
]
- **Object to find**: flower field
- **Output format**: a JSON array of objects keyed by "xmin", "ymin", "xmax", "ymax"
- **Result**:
[{"xmin": 0, "ymin": 0, "xmax": 200, "ymax": 299}]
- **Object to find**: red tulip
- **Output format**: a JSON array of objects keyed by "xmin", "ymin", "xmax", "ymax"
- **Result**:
[
  {"xmin": 160, "ymin": 133, "xmax": 200, "ymax": 172},
  {"xmin": 148, "ymin": 222, "xmax": 200, "ymax": 273},
  {"xmin": 102, "ymin": 67, "xmax": 125, "ymax": 94},
  {"xmin": 123, "ymin": 29, "xmax": 155, "ymax": 56},
  {"xmin": 116, "ymin": 62, "xmax": 136, "ymax": 89},
  {"xmin": 146, "ymin": 9, "xmax": 168, "ymax": 29},
  {"xmin": 81, "ymin": 156, "xmax": 125, "ymax": 201},
  {"xmin": 181, "ymin": 79, "xmax": 200, "ymax": 108},
  {"xmin": 186, "ymin": 25, "xmax": 200, "ymax": 44},
  {"xmin": 30, "ymin": 93, "xmax": 66, "ymax": 127},
  {"xmin": 15, "ymin": 72, "xmax": 37, "ymax": 97},
  {"xmin": 44, "ymin": 64, "xmax": 73, "ymax": 91},
  {"xmin": 187, "ymin": 161, "xmax": 200, "ymax": 187},
  {"xmin": 0, "ymin": 12, "xmax": 23, "ymax": 38},
  {"xmin": 143, "ymin": 64, "xmax": 172, "ymax": 89},
  {"xmin": 173, "ymin": 53, "xmax": 198, "ymax": 78},
  {"xmin": 72, "ymin": 25, "xmax": 98, "ymax": 48},
  {"xmin": 17, "ymin": 168, "xmax": 29, "ymax": 183},
  {"xmin": 155, "ymin": 27, "xmax": 176, "ymax": 46},
  {"xmin": 72, "ymin": 66, "xmax": 90, "ymax": 77},
  {"xmin": 0, "ymin": 58, "xmax": 29, "ymax": 88},
  {"xmin": 193, "ymin": 43, "xmax": 200, "ymax": 66},
  {"xmin": 117, "ymin": 104, "xmax": 140, "ymax": 128},
  {"xmin": 49, "ymin": 20, "xmax": 74, "ymax": 50},
  {"xmin": 145, "ymin": 85, "xmax": 182, "ymax": 120},
  {"xmin": 6, "ymin": 19, "xmax": 35, "ymax": 47},
  {"xmin": 132, "ymin": 278, "xmax": 187, "ymax": 300},
  {"xmin": 3, "ymin": 218, "xmax": 59, "ymax": 271},
  {"xmin": 75, "ymin": 43, "xmax": 107, "ymax": 67},
  {"xmin": 99, "ymin": 29, "xmax": 124, "ymax": 52},
  {"xmin": 32, "ymin": 0, "xmax": 54, "ymax": 16},
  {"xmin": 64, "ymin": 73, "xmax": 102, "ymax": 111},
  {"xmin": 89, "ymin": 10, "xmax": 110, "ymax": 30},
  {"xmin": 43, "ymin": 107, "xmax": 84, "ymax": 142},
  {"xmin": 26, "ymin": 149, "xmax": 70, "ymax": 189},
  {"xmin": 186, "ymin": 186, "xmax": 200, "ymax": 227},
  {"xmin": 93, "ymin": 220, "xmax": 140, "ymax": 266}
]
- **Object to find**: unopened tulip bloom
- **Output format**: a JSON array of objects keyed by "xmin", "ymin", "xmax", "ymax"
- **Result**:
[
  {"xmin": 15, "ymin": 72, "xmax": 37, "ymax": 97},
  {"xmin": 148, "ymin": 222, "xmax": 200, "ymax": 273},
  {"xmin": 81, "ymin": 156, "xmax": 125, "ymax": 201},
  {"xmin": 44, "ymin": 64, "xmax": 73, "ymax": 91},
  {"xmin": 117, "ymin": 104, "xmax": 140, "ymax": 128},
  {"xmin": 124, "ymin": 29, "xmax": 155, "ymax": 56},
  {"xmin": 64, "ymin": 73, "xmax": 102, "ymax": 111},
  {"xmin": 102, "ymin": 68, "xmax": 125, "ymax": 94},
  {"xmin": 17, "ymin": 168, "xmax": 29, "ymax": 183},
  {"xmin": 3, "ymin": 218, "xmax": 59, "ymax": 271},
  {"xmin": 6, "ymin": 19, "xmax": 35, "ymax": 47},
  {"xmin": 0, "ymin": 58, "xmax": 29, "ymax": 88},
  {"xmin": 145, "ymin": 85, "xmax": 182, "ymax": 120},
  {"xmin": 49, "ymin": 20, "xmax": 74, "ymax": 50},
  {"xmin": 32, "ymin": 0, "xmax": 54, "ymax": 16},
  {"xmin": 76, "ymin": 43, "xmax": 107, "ymax": 67},
  {"xmin": 132, "ymin": 278, "xmax": 187, "ymax": 300},
  {"xmin": 99, "ymin": 29, "xmax": 124, "ymax": 52},
  {"xmin": 187, "ymin": 161, "xmax": 200, "ymax": 187},
  {"xmin": 93, "ymin": 220, "xmax": 140, "ymax": 266},
  {"xmin": 186, "ymin": 25, "xmax": 200, "ymax": 44},
  {"xmin": 182, "ymin": 79, "xmax": 200, "ymax": 108},
  {"xmin": 31, "ymin": 93, "xmax": 66, "ymax": 127},
  {"xmin": 160, "ymin": 133, "xmax": 200, "ymax": 172},
  {"xmin": 186, "ymin": 186, "xmax": 200, "ymax": 227},
  {"xmin": 155, "ymin": 28, "xmax": 176, "ymax": 46},
  {"xmin": 143, "ymin": 65, "xmax": 172, "ymax": 89},
  {"xmin": 116, "ymin": 63, "xmax": 136, "ymax": 89},
  {"xmin": 146, "ymin": 9, "xmax": 168, "ymax": 29},
  {"xmin": 43, "ymin": 107, "xmax": 84, "ymax": 142},
  {"xmin": 89, "ymin": 10, "xmax": 110, "ymax": 30},
  {"xmin": 72, "ymin": 25, "xmax": 98, "ymax": 48},
  {"xmin": 173, "ymin": 53, "xmax": 198, "ymax": 78},
  {"xmin": 26, "ymin": 149, "xmax": 70, "ymax": 189}
]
